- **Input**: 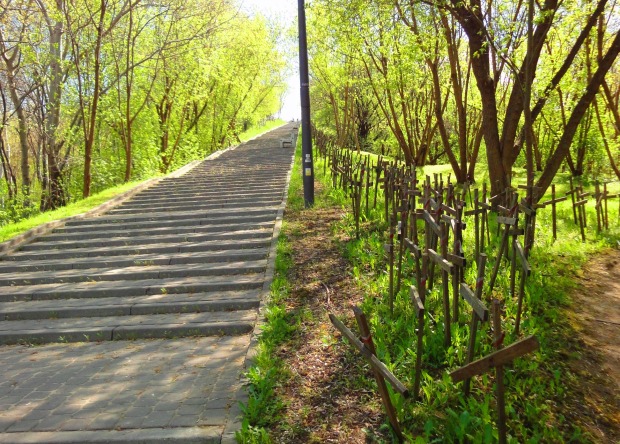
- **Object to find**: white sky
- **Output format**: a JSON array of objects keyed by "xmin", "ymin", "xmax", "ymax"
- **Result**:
[{"xmin": 239, "ymin": 0, "xmax": 301, "ymax": 120}]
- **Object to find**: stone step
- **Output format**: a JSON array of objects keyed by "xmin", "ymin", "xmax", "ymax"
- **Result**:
[
  {"xmin": 4, "ymin": 238, "xmax": 271, "ymax": 262},
  {"xmin": 43, "ymin": 221, "xmax": 274, "ymax": 242},
  {"xmin": 54, "ymin": 212, "xmax": 275, "ymax": 233},
  {"xmin": 106, "ymin": 198, "xmax": 282, "ymax": 215},
  {"xmin": 23, "ymin": 228, "xmax": 272, "ymax": 252},
  {"xmin": 0, "ymin": 248, "xmax": 269, "ymax": 273},
  {"xmin": 0, "ymin": 259, "xmax": 267, "ymax": 286},
  {"xmin": 138, "ymin": 181, "xmax": 285, "ymax": 193},
  {"xmin": 118, "ymin": 191, "xmax": 283, "ymax": 207},
  {"xmin": 0, "ymin": 309, "xmax": 257, "ymax": 345},
  {"xmin": 0, "ymin": 274, "xmax": 264, "ymax": 302},
  {"xmin": 0, "ymin": 290, "xmax": 259, "ymax": 320},
  {"xmin": 62, "ymin": 207, "xmax": 278, "ymax": 227}
]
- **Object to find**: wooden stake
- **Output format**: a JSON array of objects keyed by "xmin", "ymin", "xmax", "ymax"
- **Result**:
[
  {"xmin": 493, "ymin": 300, "xmax": 507, "ymax": 444},
  {"xmin": 463, "ymin": 254, "xmax": 488, "ymax": 396},
  {"xmin": 352, "ymin": 308, "xmax": 405, "ymax": 442}
]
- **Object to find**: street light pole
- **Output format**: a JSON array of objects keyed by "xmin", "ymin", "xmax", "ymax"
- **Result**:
[{"xmin": 298, "ymin": 0, "xmax": 314, "ymax": 207}]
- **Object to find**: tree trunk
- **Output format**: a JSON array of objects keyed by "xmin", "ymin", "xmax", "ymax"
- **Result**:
[{"xmin": 536, "ymin": 30, "xmax": 620, "ymax": 197}]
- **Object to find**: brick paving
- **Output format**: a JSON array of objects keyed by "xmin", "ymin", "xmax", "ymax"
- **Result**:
[{"xmin": 0, "ymin": 123, "xmax": 298, "ymax": 443}]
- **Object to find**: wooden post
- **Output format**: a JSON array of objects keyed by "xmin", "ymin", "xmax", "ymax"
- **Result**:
[
  {"xmin": 567, "ymin": 177, "xmax": 578, "ymax": 224},
  {"xmin": 463, "ymin": 254, "xmax": 488, "ymax": 396},
  {"xmin": 428, "ymin": 246, "xmax": 453, "ymax": 347},
  {"xmin": 411, "ymin": 286, "xmax": 425, "ymax": 401},
  {"xmin": 352, "ymin": 308, "xmax": 406, "ymax": 442},
  {"xmin": 595, "ymin": 182, "xmax": 602, "ymax": 233},
  {"xmin": 574, "ymin": 195, "xmax": 588, "ymax": 242},
  {"xmin": 474, "ymin": 188, "xmax": 480, "ymax": 261},
  {"xmin": 395, "ymin": 186, "xmax": 409, "ymax": 295},
  {"xmin": 542, "ymin": 184, "xmax": 567, "ymax": 241},
  {"xmin": 492, "ymin": 300, "xmax": 507, "ymax": 444},
  {"xmin": 488, "ymin": 200, "xmax": 518, "ymax": 295},
  {"xmin": 513, "ymin": 239, "xmax": 531, "ymax": 336},
  {"xmin": 385, "ymin": 216, "xmax": 396, "ymax": 315}
]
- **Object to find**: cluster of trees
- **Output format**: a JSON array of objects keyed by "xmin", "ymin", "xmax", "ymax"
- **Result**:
[
  {"xmin": 0, "ymin": 0, "xmax": 287, "ymax": 217},
  {"xmin": 307, "ymin": 0, "xmax": 620, "ymax": 198}
]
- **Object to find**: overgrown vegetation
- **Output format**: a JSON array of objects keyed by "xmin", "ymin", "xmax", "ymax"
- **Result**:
[
  {"xmin": 0, "ymin": 0, "xmax": 290, "ymax": 218},
  {"xmin": 238, "ymin": 137, "xmax": 619, "ymax": 442},
  {"xmin": 0, "ymin": 119, "xmax": 285, "ymax": 242},
  {"xmin": 308, "ymin": 0, "xmax": 620, "ymax": 198}
]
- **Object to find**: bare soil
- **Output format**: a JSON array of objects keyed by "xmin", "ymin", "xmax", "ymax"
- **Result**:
[
  {"xmin": 565, "ymin": 248, "xmax": 620, "ymax": 442},
  {"xmin": 268, "ymin": 203, "xmax": 390, "ymax": 443}
]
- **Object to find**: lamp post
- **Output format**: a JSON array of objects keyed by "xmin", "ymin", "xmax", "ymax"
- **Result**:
[{"xmin": 298, "ymin": 0, "xmax": 314, "ymax": 207}]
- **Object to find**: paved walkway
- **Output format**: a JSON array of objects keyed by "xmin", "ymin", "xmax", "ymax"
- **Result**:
[{"xmin": 0, "ymin": 124, "xmax": 297, "ymax": 443}]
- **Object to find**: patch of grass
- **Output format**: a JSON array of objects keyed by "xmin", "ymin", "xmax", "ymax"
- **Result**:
[
  {"xmin": 0, "ymin": 180, "xmax": 149, "ymax": 243},
  {"xmin": 309, "ymin": 147, "xmax": 618, "ymax": 442},
  {"xmin": 236, "ymin": 143, "xmax": 301, "ymax": 443}
]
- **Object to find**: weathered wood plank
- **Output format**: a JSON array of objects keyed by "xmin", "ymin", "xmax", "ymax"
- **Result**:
[
  {"xmin": 450, "ymin": 336, "xmax": 539, "ymax": 382},
  {"xmin": 329, "ymin": 313, "xmax": 409, "ymax": 396},
  {"xmin": 459, "ymin": 283, "xmax": 488, "ymax": 321},
  {"xmin": 427, "ymin": 249, "xmax": 454, "ymax": 273},
  {"xmin": 410, "ymin": 286, "xmax": 424, "ymax": 315},
  {"xmin": 514, "ymin": 239, "xmax": 531, "ymax": 276},
  {"xmin": 424, "ymin": 210, "xmax": 442, "ymax": 237}
]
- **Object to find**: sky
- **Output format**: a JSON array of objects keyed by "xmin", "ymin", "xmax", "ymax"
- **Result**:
[{"xmin": 239, "ymin": 0, "xmax": 301, "ymax": 120}]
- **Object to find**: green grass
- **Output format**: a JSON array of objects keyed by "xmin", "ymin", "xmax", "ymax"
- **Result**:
[
  {"xmin": 0, "ymin": 180, "xmax": 150, "ymax": 243},
  {"xmin": 239, "ymin": 135, "xmax": 620, "ymax": 442},
  {"xmin": 0, "ymin": 119, "xmax": 289, "ymax": 245},
  {"xmin": 311, "ymin": 148, "xmax": 619, "ymax": 442}
]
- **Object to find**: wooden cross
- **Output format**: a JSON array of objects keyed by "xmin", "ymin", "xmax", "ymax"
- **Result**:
[
  {"xmin": 512, "ymin": 239, "xmax": 531, "ymax": 336},
  {"xmin": 450, "ymin": 302, "xmax": 539, "ymax": 444},
  {"xmin": 462, "ymin": 254, "xmax": 488, "ymax": 396},
  {"xmin": 329, "ymin": 309, "xmax": 408, "ymax": 442},
  {"xmin": 488, "ymin": 195, "xmax": 518, "ymax": 295},
  {"xmin": 542, "ymin": 184, "xmax": 567, "ymax": 240},
  {"xmin": 428, "ymin": 244, "xmax": 454, "ymax": 347}
]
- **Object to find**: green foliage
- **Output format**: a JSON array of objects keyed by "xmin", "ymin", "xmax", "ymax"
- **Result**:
[
  {"xmin": 306, "ymin": 148, "xmax": 618, "ymax": 441},
  {"xmin": 0, "ymin": 0, "xmax": 290, "ymax": 217},
  {"xmin": 0, "ymin": 180, "xmax": 149, "ymax": 242}
]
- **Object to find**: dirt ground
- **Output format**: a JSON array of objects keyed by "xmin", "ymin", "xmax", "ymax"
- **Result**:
[
  {"xmin": 567, "ymin": 248, "xmax": 620, "ymax": 442},
  {"xmin": 268, "ymin": 204, "xmax": 391, "ymax": 443}
]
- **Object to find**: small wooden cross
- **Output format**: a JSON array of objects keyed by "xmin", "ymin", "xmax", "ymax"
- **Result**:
[
  {"xmin": 450, "ymin": 301, "xmax": 539, "ymax": 444},
  {"xmin": 329, "ymin": 310, "xmax": 408, "ymax": 442}
]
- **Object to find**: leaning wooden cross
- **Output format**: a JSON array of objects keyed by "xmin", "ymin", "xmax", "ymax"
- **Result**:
[
  {"xmin": 450, "ymin": 307, "xmax": 539, "ymax": 444},
  {"xmin": 329, "ymin": 309, "xmax": 408, "ymax": 441}
]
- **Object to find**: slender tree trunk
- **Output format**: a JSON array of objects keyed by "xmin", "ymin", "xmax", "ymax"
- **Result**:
[{"xmin": 536, "ymin": 30, "xmax": 620, "ymax": 197}]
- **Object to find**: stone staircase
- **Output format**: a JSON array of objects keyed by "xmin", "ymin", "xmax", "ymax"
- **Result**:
[{"xmin": 0, "ymin": 123, "xmax": 296, "ymax": 442}]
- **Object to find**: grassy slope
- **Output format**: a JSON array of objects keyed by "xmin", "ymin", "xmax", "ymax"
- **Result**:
[
  {"xmin": 239, "ymin": 143, "xmax": 619, "ymax": 443},
  {"xmin": 0, "ymin": 120, "xmax": 286, "ymax": 244}
]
